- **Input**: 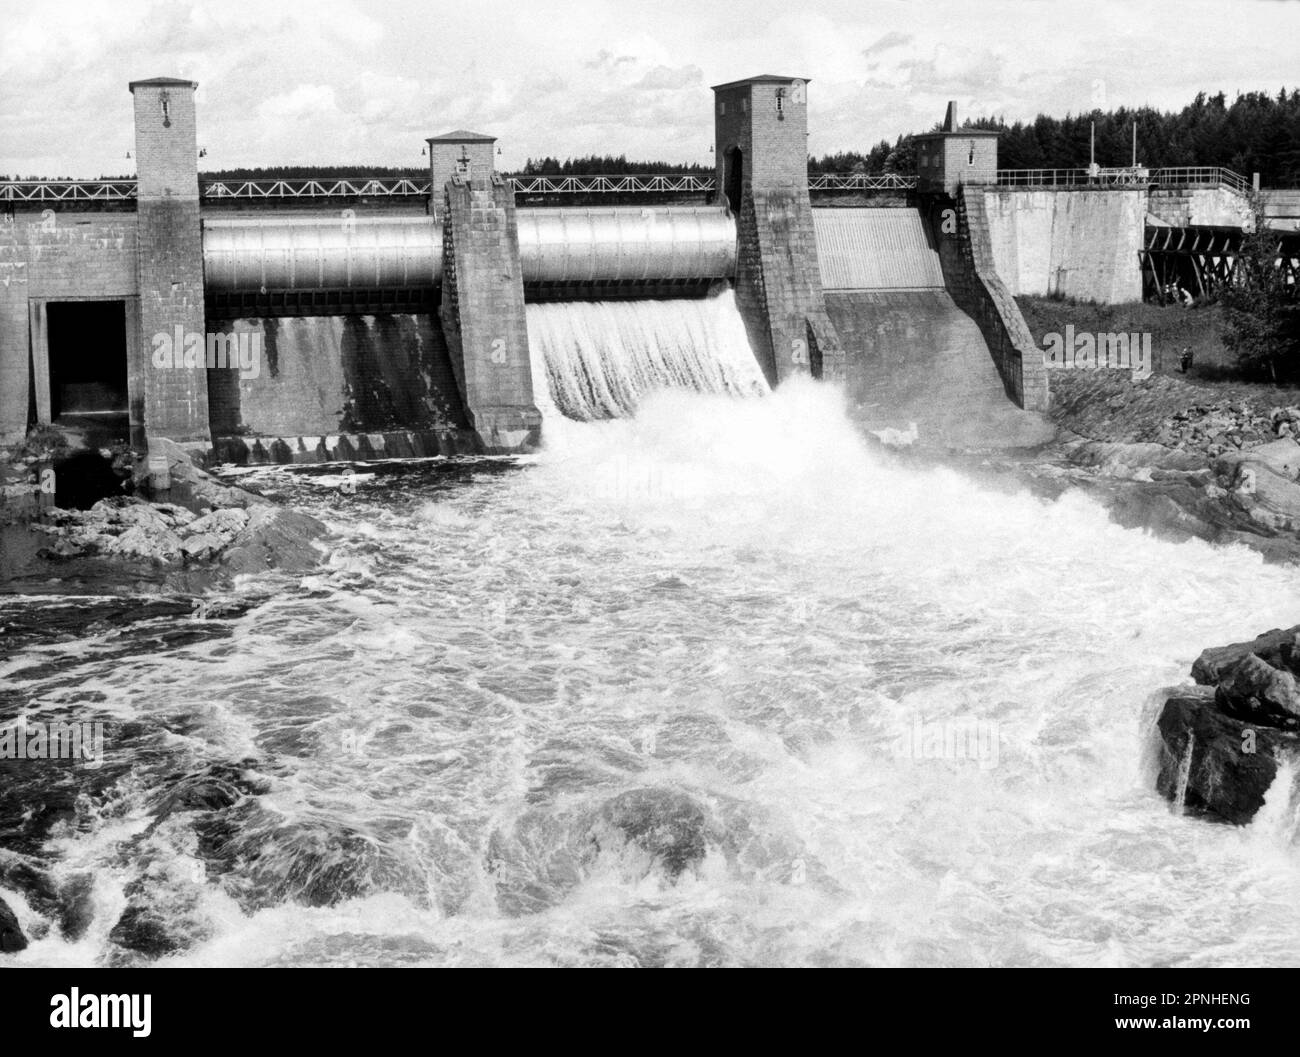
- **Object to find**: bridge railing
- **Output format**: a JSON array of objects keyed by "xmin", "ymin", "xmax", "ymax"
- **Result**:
[
  {"xmin": 1149, "ymin": 166, "xmax": 1249, "ymax": 192},
  {"xmin": 14, "ymin": 167, "xmax": 1247, "ymax": 204},
  {"xmin": 0, "ymin": 180, "xmax": 138, "ymax": 202},
  {"xmin": 511, "ymin": 174, "xmax": 715, "ymax": 194},
  {"xmin": 995, "ymin": 166, "xmax": 1249, "ymax": 192},
  {"xmin": 808, "ymin": 172, "xmax": 916, "ymax": 191},
  {"xmin": 2, "ymin": 171, "xmax": 922, "ymax": 204},
  {"xmin": 201, "ymin": 177, "xmax": 432, "ymax": 198}
]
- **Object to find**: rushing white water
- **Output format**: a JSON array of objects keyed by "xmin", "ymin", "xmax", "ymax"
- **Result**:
[
  {"xmin": 526, "ymin": 292, "xmax": 769, "ymax": 421},
  {"xmin": 7, "ymin": 379, "xmax": 1300, "ymax": 967}
]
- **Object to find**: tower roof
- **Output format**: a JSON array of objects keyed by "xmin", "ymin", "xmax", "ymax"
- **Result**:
[
  {"xmin": 425, "ymin": 130, "xmax": 497, "ymax": 143},
  {"xmin": 129, "ymin": 76, "xmax": 198, "ymax": 92},
  {"xmin": 710, "ymin": 74, "xmax": 811, "ymax": 91}
]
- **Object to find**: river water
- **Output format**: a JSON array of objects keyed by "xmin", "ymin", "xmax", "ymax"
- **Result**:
[{"xmin": 5, "ymin": 305, "xmax": 1300, "ymax": 967}]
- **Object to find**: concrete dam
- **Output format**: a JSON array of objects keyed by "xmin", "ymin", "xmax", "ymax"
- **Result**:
[{"xmin": 6, "ymin": 72, "xmax": 1159, "ymax": 486}]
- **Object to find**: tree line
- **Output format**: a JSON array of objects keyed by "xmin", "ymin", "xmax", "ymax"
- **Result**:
[{"xmin": 810, "ymin": 89, "xmax": 1300, "ymax": 186}]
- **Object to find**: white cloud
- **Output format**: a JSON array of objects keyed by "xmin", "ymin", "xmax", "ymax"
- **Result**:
[{"xmin": 0, "ymin": 0, "xmax": 1297, "ymax": 175}]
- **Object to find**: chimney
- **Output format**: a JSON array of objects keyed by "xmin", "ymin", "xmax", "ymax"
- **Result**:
[{"xmin": 943, "ymin": 101, "xmax": 959, "ymax": 132}]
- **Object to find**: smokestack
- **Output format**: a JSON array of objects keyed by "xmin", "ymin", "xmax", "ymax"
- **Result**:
[{"xmin": 943, "ymin": 101, "xmax": 959, "ymax": 132}]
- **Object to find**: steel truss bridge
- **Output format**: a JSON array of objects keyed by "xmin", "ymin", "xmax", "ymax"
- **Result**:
[
  {"xmin": 0, "ymin": 171, "xmax": 917, "ymax": 203},
  {"xmin": 0, "ymin": 165, "xmax": 1259, "ymax": 204},
  {"xmin": 1141, "ymin": 223, "xmax": 1300, "ymax": 301}
]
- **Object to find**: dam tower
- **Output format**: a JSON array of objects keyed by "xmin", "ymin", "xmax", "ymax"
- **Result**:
[
  {"xmin": 712, "ymin": 74, "xmax": 843, "ymax": 385},
  {"xmin": 129, "ymin": 76, "xmax": 211, "ymax": 474},
  {"xmin": 434, "ymin": 130, "xmax": 542, "ymax": 452}
]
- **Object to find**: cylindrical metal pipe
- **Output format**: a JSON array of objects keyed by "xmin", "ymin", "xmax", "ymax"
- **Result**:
[
  {"xmin": 515, "ymin": 206, "xmax": 736, "ymax": 282},
  {"xmin": 201, "ymin": 206, "xmax": 737, "ymax": 294},
  {"xmin": 202, "ymin": 215, "xmax": 441, "ymax": 292}
]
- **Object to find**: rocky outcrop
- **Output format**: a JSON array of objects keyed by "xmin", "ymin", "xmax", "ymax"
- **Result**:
[
  {"xmin": 1214, "ymin": 439, "xmax": 1300, "ymax": 533},
  {"xmin": 220, "ymin": 506, "xmax": 326, "ymax": 575},
  {"xmin": 1155, "ymin": 624, "xmax": 1300, "ymax": 824},
  {"xmin": 0, "ymin": 896, "xmax": 27, "ymax": 953},
  {"xmin": 27, "ymin": 479, "xmax": 324, "ymax": 577}
]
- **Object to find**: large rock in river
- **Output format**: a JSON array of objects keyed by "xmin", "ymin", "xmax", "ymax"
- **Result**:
[
  {"xmin": 1156, "ymin": 690, "xmax": 1298, "ymax": 824},
  {"xmin": 1156, "ymin": 631, "xmax": 1300, "ymax": 824},
  {"xmin": 0, "ymin": 896, "xmax": 27, "ymax": 954}
]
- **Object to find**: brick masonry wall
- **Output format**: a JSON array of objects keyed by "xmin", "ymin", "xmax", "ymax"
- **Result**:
[
  {"xmin": 932, "ymin": 190, "xmax": 1049, "ymax": 412},
  {"xmin": 438, "ymin": 176, "xmax": 540, "ymax": 453}
]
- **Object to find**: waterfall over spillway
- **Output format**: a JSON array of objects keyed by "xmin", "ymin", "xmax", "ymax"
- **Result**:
[{"xmin": 525, "ymin": 291, "xmax": 768, "ymax": 422}]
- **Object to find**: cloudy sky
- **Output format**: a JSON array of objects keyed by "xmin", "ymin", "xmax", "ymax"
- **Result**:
[{"xmin": 1, "ymin": 0, "xmax": 1297, "ymax": 178}]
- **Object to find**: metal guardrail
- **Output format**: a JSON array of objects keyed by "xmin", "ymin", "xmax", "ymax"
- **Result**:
[
  {"xmin": 995, "ymin": 167, "xmax": 1148, "ymax": 187},
  {"xmin": 1149, "ymin": 166, "xmax": 1249, "ymax": 192},
  {"xmin": 995, "ymin": 165, "xmax": 1249, "ymax": 192}
]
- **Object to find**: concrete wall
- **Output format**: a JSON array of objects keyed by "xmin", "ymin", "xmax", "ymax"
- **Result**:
[
  {"xmin": 1262, "ymin": 189, "xmax": 1300, "ymax": 232},
  {"xmin": 1149, "ymin": 187, "xmax": 1253, "ymax": 228},
  {"xmin": 0, "ymin": 213, "xmax": 140, "ymax": 444},
  {"xmin": 207, "ymin": 313, "xmax": 469, "ymax": 439},
  {"xmin": 982, "ymin": 188, "xmax": 1144, "ymax": 303}
]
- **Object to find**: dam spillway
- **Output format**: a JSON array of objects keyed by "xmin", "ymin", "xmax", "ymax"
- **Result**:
[{"xmin": 526, "ymin": 292, "xmax": 768, "ymax": 422}]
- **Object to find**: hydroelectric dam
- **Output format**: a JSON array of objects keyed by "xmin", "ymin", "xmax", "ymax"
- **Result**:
[{"xmin": 3, "ymin": 73, "xmax": 1270, "ymax": 484}]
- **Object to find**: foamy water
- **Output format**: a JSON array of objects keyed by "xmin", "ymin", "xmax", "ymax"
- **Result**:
[{"xmin": 5, "ymin": 379, "xmax": 1300, "ymax": 967}]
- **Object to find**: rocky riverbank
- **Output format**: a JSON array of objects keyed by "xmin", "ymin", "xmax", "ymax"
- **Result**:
[
  {"xmin": 1154, "ymin": 625, "xmax": 1300, "ymax": 825},
  {"xmin": 900, "ymin": 372, "xmax": 1300, "ymax": 566},
  {"xmin": 1, "ymin": 435, "xmax": 328, "ymax": 594}
]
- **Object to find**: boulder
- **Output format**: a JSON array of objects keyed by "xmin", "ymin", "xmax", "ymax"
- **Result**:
[
  {"xmin": 193, "ymin": 802, "xmax": 426, "ymax": 911},
  {"xmin": 592, "ymin": 788, "xmax": 711, "ymax": 879},
  {"xmin": 220, "ymin": 506, "xmax": 326, "ymax": 575},
  {"xmin": 180, "ymin": 532, "xmax": 223, "ymax": 562},
  {"xmin": 1215, "ymin": 653, "xmax": 1300, "ymax": 728},
  {"xmin": 1216, "ymin": 442, "xmax": 1300, "ymax": 530},
  {"xmin": 1156, "ymin": 692, "xmax": 1298, "ymax": 825},
  {"xmin": 0, "ymin": 896, "xmax": 26, "ymax": 953},
  {"xmin": 187, "ymin": 507, "xmax": 249, "ymax": 543},
  {"xmin": 1157, "ymin": 626, "xmax": 1300, "ymax": 824},
  {"xmin": 142, "ymin": 437, "xmax": 269, "ymax": 512},
  {"xmin": 1192, "ymin": 625, "xmax": 1300, "ymax": 684},
  {"xmin": 104, "ymin": 523, "xmax": 184, "ymax": 563}
]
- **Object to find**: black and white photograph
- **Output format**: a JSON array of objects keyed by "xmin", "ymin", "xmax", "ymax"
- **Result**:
[{"xmin": 1, "ymin": 0, "xmax": 1298, "ymax": 1029}]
